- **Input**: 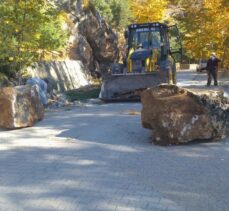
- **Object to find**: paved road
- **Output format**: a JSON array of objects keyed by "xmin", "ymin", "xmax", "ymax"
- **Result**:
[
  {"xmin": 0, "ymin": 71, "xmax": 228, "ymax": 211},
  {"xmin": 177, "ymin": 70, "xmax": 229, "ymax": 97}
]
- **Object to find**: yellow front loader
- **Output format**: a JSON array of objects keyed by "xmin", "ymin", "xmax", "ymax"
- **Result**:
[{"xmin": 100, "ymin": 22, "xmax": 182, "ymax": 101}]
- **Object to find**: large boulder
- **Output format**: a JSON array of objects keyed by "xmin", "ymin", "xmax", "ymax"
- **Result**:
[
  {"xmin": 141, "ymin": 85, "xmax": 229, "ymax": 145},
  {"xmin": 0, "ymin": 85, "xmax": 44, "ymax": 129}
]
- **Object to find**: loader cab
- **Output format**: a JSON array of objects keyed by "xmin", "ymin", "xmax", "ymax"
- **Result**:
[
  {"xmin": 125, "ymin": 23, "xmax": 182, "ymax": 65},
  {"xmin": 127, "ymin": 23, "xmax": 164, "ymax": 61}
]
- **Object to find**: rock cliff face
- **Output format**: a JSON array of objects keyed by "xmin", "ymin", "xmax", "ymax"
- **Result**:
[
  {"xmin": 26, "ymin": 1, "xmax": 118, "ymax": 93},
  {"xmin": 60, "ymin": 0, "xmax": 119, "ymax": 74},
  {"xmin": 141, "ymin": 85, "xmax": 229, "ymax": 145},
  {"xmin": 27, "ymin": 60, "xmax": 90, "ymax": 92}
]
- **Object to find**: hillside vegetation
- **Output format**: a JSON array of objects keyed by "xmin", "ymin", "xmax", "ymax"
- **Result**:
[
  {"xmin": 0, "ymin": 0, "xmax": 68, "ymax": 79},
  {"xmin": 90, "ymin": 0, "xmax": 229, "ymax": 66},
  {"xmin": 0, "ymin": 0, "xmax": 228, "ymax": 81}
]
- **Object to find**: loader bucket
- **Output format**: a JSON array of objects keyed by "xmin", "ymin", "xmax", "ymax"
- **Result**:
[{"xmin": 99, "ymin": 72, "xmax": 168, "ymax": 101}]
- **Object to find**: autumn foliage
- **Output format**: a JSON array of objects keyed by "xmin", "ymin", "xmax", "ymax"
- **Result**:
[
  {"xmin": 130, "ymin": 0, "xmax": 169, "ymax": 23},
  {"xmin": 178, "ymin": 0, "xmax": 229, "ymax": 66},
  {"xmin": 0, "ymin": 0, "xmax": 228, "ymax": 76},
  {"xmin": 0, "ymin": 0, "xmax": 68, "ymax": 77}
]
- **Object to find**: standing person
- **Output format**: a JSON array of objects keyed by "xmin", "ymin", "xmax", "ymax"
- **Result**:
[{"xmin": 206, "ymin": 52, "xmax": 221, "ymax": 86}]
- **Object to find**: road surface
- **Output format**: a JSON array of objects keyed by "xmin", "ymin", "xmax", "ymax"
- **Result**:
[{"xmin": 0, "ymin": 70, "xmax": 228, "ymax": 211}]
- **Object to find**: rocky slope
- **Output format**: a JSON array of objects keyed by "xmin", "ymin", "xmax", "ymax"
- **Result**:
[
  {"xmin": 58, "ymin": 0, "xmax": 119, "ymax": 75},
  {"xmin": 25, "ymin": 1, "xmax": 119, "ymax": 94}
]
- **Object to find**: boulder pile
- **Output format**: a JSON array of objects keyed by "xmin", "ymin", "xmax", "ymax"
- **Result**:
[
  {"xmin": 0, "ymin": 85, "xmax": 44, "ymax": 129},
  {"xmin": 141, "ymin": 85, "xmax": 229, "ymax": 145}
]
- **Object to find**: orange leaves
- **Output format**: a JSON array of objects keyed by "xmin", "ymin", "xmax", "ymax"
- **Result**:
[
  {"xmin": 179, "ymin": 0, "xmax": 228, "ymax": 65},
  {"xmin": 130, "ymin": 0, "xmax": 169, "ymax": 23},
  {"xmin": 83, "ymin": 0, "xmax": 89, "ymax": 9}
]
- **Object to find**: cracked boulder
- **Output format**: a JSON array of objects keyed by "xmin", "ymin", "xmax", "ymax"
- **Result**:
[
  {"xmin": 141, "ymin": 85, "xmax": 229, "ymax": 145},
  {"xmin": 0, "ymin": 85, "xmax": 44, "ymax": 129}
]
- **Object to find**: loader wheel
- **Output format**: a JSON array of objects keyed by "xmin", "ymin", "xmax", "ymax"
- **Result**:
[
  {"xmin": 168, "ymin": 68, "xmax": 173, "ymax": 85},
  {"xmin": 172, "ymin": 64, "xmax": 177, "ymax": 84},
  {"xmin": 169, "ymin": 62, "xmax": 177, "ymax": 85},
  {"xmin": 172, "ymin": 70, "xmax": 177, "ymax": 84}
]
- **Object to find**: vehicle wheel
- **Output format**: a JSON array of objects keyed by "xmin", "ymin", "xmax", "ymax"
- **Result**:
[
  {"xmin": 173, "ymin": 68, "xmax": 177, "ymax": 84},
  {"xmin": 167, "ymin": 60, "xmax": 176, "ymax": 85}
]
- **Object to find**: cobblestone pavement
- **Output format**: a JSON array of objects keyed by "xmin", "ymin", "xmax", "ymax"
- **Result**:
[{"xmin": 0, "ymin": 71, "xmax": 228, "ymax": 211}]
